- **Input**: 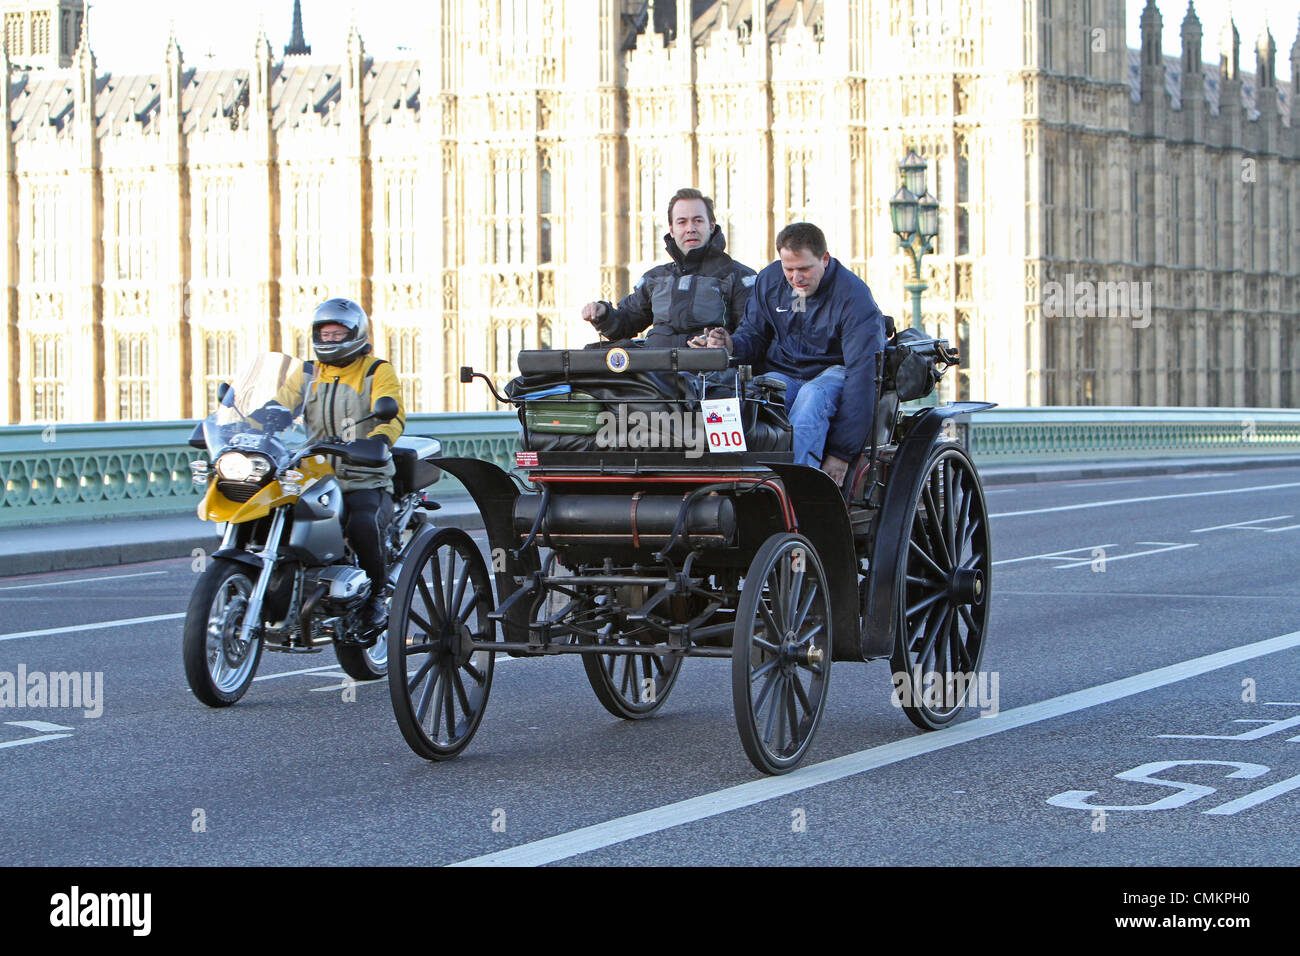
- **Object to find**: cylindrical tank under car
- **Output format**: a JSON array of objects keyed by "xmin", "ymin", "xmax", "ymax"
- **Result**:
[{"xmin": 512, "ymin": 492, "xmax": 737, "ymax": 549}]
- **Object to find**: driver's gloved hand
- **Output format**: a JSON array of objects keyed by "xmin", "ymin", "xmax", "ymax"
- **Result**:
[{"xmin": 250, "ymin": 403, "xmax": 294, "ymax": 432}]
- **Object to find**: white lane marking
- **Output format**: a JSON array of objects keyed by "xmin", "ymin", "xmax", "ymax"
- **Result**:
[
  {"xmin": 993, "ymin": 544, "xmax": 1115, "ymax": 566},
  {"xmin": 253, "ymin": 664, "xmax": 345, "ymax": 682},
  {"xmin": 1190, "ymin": 515, "xmax": 1300, "ymax": 534},
  {"xmin": 999, "ymin": 590, "xmax": 1298, "ymax": 600},
  {"xmin": 1203, "ymin": 772, "xmax": 1300, "ymax": 816},
  {"xmin": 449, "ymin": 629, "xmax": 1300, "ymax": 867},
  {"xmin": 989, "ymin": 480, "xmax": 1300, "ymax": 519},
  {"xmin": 0, "ymin": 613, "xmax": 185, "ymax": 643},
  {"xmin": 4, "ymin": 720, "xmax": 74, "ymax": 733},
  {"xmin": 0, "ymin": 734, "xmax": 72, "ymax": 750},
  {"xmin": 1051, "ymin": 541, "xmax": 1197, "ymax": 569},
  {"xmin": 0, "ymin": 571, "xmax": 168, "ymax": 592},
  {"xmin": 1, "ymin": 720, "xmax": 74, "ymax": 750}
]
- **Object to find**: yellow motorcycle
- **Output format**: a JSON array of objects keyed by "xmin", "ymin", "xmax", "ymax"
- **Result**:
[{"xmin": 183, "ymin": 352, "xmax": 442, "ymax": 706}]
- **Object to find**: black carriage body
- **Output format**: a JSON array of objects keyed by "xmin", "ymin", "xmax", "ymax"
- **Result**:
[{"xmin": 399, "ymin": 340, "xmax": 996, "ymax": 774}]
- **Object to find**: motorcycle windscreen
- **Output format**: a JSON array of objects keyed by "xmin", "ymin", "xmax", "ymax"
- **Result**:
[{"xmin": 201, "ymin": 351, "xmax": 310, "ymax": 460}]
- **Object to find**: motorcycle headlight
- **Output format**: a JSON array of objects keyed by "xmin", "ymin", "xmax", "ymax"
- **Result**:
[{"xmin": 215, "ymin": 451, "xmax": 274, "ymax": 482}]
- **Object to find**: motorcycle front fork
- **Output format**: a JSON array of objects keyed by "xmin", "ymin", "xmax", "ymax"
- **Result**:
[{"xmin": 236, "ymin": 508, "xmax": 288, "ymax": 645}]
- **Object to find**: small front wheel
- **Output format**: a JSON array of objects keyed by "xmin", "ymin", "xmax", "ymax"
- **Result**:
[
  {"xmin": 387, "ymin": 528, "xmax": 496, "ymax": 760},
  {"xmin": 183, "ymin": 558, "xmax": 264, "ymax": 707},
  {"xmin": 732, "ymin": 533, "xmax": 832, "ymax": 775}
]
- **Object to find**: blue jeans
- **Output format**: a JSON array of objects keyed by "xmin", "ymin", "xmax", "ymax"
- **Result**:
[{"xmin": 761, "ymin": 366, "xmax": 847, "ymax": 466}]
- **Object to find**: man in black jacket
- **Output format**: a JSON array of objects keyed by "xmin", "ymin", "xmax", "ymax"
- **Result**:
[{"xmin": 581, "ymin": 188, "xmax": 756, "ymax": 347}]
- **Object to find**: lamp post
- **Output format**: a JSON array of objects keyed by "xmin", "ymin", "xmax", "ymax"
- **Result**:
[{"xmin": 889, "ymin": 150, "xmax": 940, "ymax": 333}]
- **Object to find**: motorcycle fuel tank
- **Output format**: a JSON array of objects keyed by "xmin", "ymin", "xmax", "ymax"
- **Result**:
[{"xmin": 289, "ymin": 477, "xmax": 348, "ymax": 564}]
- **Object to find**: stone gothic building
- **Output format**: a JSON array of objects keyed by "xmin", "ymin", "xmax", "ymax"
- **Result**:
[{"xmin": 1, "ymin": 0, "xmax": 1298, "ymax": 424}]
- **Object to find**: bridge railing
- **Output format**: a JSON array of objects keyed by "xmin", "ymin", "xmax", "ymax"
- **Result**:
[{"xmin": 1, "ymin": 406, "xmax": 1298, "ymax": 526}]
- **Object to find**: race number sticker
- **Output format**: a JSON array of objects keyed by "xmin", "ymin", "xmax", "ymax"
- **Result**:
[{"xmin": 701, "ymin": 398, "xmax": 747, "ymax": 453}]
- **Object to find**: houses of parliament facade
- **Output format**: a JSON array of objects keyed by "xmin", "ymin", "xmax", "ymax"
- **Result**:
[{"xmin": 2, "ymin": 0, "xmax": 1298, "ymax": 424}]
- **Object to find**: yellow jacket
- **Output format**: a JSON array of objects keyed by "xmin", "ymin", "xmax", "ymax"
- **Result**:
[{"xmin": 278, "ymin": 355, "xmax": 406, "ymax": 492}]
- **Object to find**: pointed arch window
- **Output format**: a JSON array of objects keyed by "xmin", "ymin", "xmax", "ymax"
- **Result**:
[
  {"xmin": 31, "ymin": 335, "xmax": 66, "ymax": 422},
  {"xmin": 117, "ymin": 334, "xmax": 153, "ymax": 421},
  {"xmin": 203, "ymin": 333, "xmax": 239, "ymax": 413}
]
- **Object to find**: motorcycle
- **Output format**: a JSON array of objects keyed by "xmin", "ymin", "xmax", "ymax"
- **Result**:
[{"xmin": 182, "ymin": 351, "xmax": 443, "ymax": 706}]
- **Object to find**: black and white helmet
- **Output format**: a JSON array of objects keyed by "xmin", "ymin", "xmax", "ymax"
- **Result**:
[{"xmin": 310, "ymin": 298, "xmax": 371, "ymax": 365}]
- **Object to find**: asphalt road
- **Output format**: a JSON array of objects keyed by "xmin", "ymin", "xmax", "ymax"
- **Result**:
[{"xmin": 1, "ymin": 464, "xmax": 1297, "ymax": 866}]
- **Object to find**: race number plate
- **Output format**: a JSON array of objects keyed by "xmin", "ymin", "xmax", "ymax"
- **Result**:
[{"xmin": 701, "ymin": 397, "xmax": 747, "ymax": 453}]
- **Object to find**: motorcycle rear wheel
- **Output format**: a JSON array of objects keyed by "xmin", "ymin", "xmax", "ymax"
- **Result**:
[{"xmin": 183, "ymin": 558, "xmax": 264, "ymax": 707}]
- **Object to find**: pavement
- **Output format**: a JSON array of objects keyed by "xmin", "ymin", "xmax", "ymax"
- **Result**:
[{"xmin": 0, "ymin": 452, "xmax": 1297, "ymax": 578}]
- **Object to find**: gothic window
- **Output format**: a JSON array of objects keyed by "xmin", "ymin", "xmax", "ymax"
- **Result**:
[
  {"xmin": 1080, "ymin": 0, "xmax": 1092, "ymax": 74},
  {"xmin": 29, "ymin": 185, "xmax": 63, "ymax": 284},
  {"xmin": 1081, "ymin": 318, "xmax": 1098, "ymax": 404},
  {"xmin": 785, "ymin": 149, "xmax": 815, "ymax": 223},
  {"xmin": 1081, "ymin": 158, "xmax": 1097, "ymax": 260},
  {"xmin": 1206, "ymin": 323, "xmax": 1222, "ymax": 406},
  {"xmin": 201, "ymin": 177, "xmax": 234, "ymax": 280},
  {"xmin": 112, "ymin": 182, "xmax": 153, "ymax": 281},
  {"xmin": 1041, "ymin": 162, "xmax": 1055, "ymax": 256},
  {"xmin": 636, "ymin": 148, "xmax": 666, "ymax": 263},
  {"xmin": 31, "ymin": 335, "xmax": 66, "ymax": 422},
  {"xmin": 491, "ymin": 321, "xmax": 527, "ymax": 389},
  {"xmin": 539, "ymin": 152, "xmax": 555, "ymax": 265},
  {"xmin": 710, "ymin": 150, "xmax": 738, "ymax": 245},
  {"xmin": 491, "ymin": 150, "xmax": 526, "ymax": 265},
  {"xmin": 1208, "ymin": 178, "xmax": 1218, "ymax": 267},
  {"xmin": 387, "ymin": 329, "xmax": 423, "ymax": 412},
  {"xmin": 1281, "ymin": 319, "xmax": 1295, "ymax": 407},
  {"xmin": 31, "ymin": 11, "xmax": 49, "ymax": 55},
  {"xmin": 290, "ymin": 174, "xmax": 326, "ymax": 276},
  {"xmin": 117, "ymin": 334, "xmax": 152, "ymax": 421},
  {"xmin": 1283, "ymin": 188, "xmax": 1291, "ymax": 274},
  {"xmin": 5, "ymin": 14, "xmax": 24, "ymax": 58},
  {"xmin": 1130, "ymin": 169, "xmax": 1140, "ymax": 261},
  {"xmin": 62, "ymin": 9, "xmax": 73, "ymax": 56},
  {"xmin": 1243, "ymin": 183, "xmax": 1255, "ymax": 271},
  {"xmin": 1244, "ymin": 325, "xmax": 1259, "ymax": 407},
  {"xmin": 1130, "ymin": 324, "xmax": 1142, "ymax": 405},
  {"xmin": 1171, "ymin": 175, "xmax": 1180, "ymax": 266},
  {"xmin": 1041, "ymin": 0, "xmax": 1054, "ymax": 70},
  {"xmin": 956, "ymin": 145, "xmax": 970, "ymax": 256},
  {"xmin": 956, "ymin": 313, "xmax": 970, "ymax": 400},
  {"xmin": 1043, "ymin": 317, "xmax": 1060, "ymax": 403},
  {"xmin": 1168, "ymin": 318, "xmax": 1183, "ymax": 406},
  {"xmin": 385, "ymin": 170, "xmax": 417, "ymax": 275},
  {"xmin": 203, "ymin": 332, "xmax": 239, "ymax": 413}
]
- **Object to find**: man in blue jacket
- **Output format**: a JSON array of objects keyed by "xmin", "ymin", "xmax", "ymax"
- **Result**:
[{"xmin": 691, "ymin": 222, "xmax": 887, "ymax": 486}]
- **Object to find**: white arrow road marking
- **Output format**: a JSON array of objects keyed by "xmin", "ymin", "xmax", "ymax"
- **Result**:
[
  {"xmin": 1191, "ymin": 515, "xmax": 1300, "ymax": 534},
  {"xmin": 450, "ymin": 628, "xmax": 1300, "ymax": 867},
  {"xmin": 0, "ymin": 613, "xmax": 185, "ymax": 643},
  {"xmin": 989, "ymin": 480, "xmax": 1300, "ymax": 518},
  {"xmin": 1, "ymin": 720, "xmax": 74, "ymax": 750},
  {"xmin": 1051, "ymin": 541, "xmax": 1198, "ymax": 569},
  {"xmin": 993, "ymin": 544, "xmax": 1116, "ymax": 566}
]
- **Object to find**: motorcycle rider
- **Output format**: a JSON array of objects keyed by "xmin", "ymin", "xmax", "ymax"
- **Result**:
[{"xmin": 275, "ymin": 298, "xmax": 406, "ymax": 635}]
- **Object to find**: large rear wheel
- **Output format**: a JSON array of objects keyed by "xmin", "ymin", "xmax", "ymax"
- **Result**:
[{"xmin": 890, "ymin": 443, "xmax": 991, "ymax": 730}]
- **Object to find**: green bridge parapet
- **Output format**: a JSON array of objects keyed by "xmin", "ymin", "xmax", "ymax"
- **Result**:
[{"xmin": 0, "ymin": 406, "xmax": 1297, "ymax": 526}]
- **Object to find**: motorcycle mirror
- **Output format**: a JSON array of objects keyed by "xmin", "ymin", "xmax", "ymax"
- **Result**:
[
  {"xmin": 372, "ymin": 396, "xmax": 399, "ymax": 422},
  {"xmin": 217, "ymin": 382, "xmax": 232, "ymax": 406}
]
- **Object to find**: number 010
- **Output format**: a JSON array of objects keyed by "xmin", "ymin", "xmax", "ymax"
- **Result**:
[{"xmin": 709, "ymin": 430, "xmax": 743, "ymax": 448}]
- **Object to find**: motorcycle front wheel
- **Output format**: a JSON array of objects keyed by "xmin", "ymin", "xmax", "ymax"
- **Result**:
[{"xmin": 183, "ymin": 557, "xmax": 264, "ymax": 707}]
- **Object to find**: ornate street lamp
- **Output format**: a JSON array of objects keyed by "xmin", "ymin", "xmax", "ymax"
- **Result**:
[{"xmin": 890, "ymin": 150, "xmax": 940, "ymax": 333}]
